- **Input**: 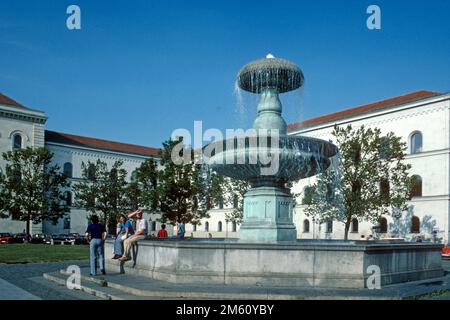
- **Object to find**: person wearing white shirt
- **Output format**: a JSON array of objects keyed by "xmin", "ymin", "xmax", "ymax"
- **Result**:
[{"xmin": 119, "ymin": 209, "xmax": 148, "ymax": 262}]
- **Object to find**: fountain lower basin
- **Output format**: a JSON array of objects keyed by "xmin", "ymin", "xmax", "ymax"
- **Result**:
[{"xmin": 105, "ymin": 240, "xmax": 444, "ymax": 288}]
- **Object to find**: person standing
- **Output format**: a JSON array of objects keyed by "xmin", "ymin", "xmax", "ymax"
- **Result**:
[
  {"xmin": 119, "ymin": 209, "xmax": 148, "ymax": 262},
  {"xmin": 157, "ymin": 224, "xmax": 168, "ymax": 238},
  {"xmin": 85, "ymin": 215, "xmax": 107, "ymax": 276}
]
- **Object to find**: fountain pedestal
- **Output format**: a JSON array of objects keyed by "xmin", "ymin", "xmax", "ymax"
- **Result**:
[{"xmin": 239, "ymin": 186, "xmax": 297, "ymax": 242}]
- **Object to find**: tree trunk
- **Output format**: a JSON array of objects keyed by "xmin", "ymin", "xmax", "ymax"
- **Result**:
[
  {"xmin": 344, "ymin": 219, "xmax": 351, "ymax": 241},
  {"xmin": 26, "ymin": 214, "xmax": 31, "ymax": 243}
]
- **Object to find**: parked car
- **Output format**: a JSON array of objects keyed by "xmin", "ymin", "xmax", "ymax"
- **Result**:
[
  {"xmin": 50, "ymin": 233, "xmax": 75, "ymax": 245},
  {"xmin": 11, "ymin": 233, "xmax": 28, "ymax": 244},
  {"xmin": 30, "ymin": 234, "xmax": 47, "ymax": 244},
  {"xmin": 442, "ymin": 246, "xmax": 450, "ymax": 259},
  {"xmin": 0, "ymin": 233, "xmax": 14, "ymax": 244},
  {"xmin": 69, "ymin": 233, "xmax": 88, "ymax": 245}
]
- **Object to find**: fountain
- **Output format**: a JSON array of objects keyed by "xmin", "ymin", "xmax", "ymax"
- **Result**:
[
  {"xmin": 105, "ymin": 55, "xmax": 444, "ymax": 289},
  {"xmin": 206, "ymin": 54, "xmax": 338, "ymax": 242}
]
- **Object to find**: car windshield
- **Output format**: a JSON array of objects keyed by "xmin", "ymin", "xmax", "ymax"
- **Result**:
[{"xmin": 1, "ymin": 233, "xmax": 12, "ymax": 237}]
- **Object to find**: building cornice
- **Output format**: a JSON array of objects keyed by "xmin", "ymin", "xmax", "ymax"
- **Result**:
[
  {"xmin": 0, "ymin": 104, "xmax": 47, "ymax": 124},
  {"xmin": 45, "ymin": 141, "xmax": 159, "ymax": 162},
  {"xmin": 289, "ymin": 94, "xmax": 450, "ymax": 136}
]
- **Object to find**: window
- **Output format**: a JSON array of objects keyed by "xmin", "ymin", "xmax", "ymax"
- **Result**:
[
  {"xmin": 63, "ymin": 162, "xmax": 73, "ymax": 178},
  {"xmin": 351, "ymin": 218, "xmax": 359, "ymax": 233},
  {"xmin": 63, "ymin": 217, "xmax": 71, "ymax": 230},
  {"xmin": 218, "ymin": 221, "xmax": 223, "ymax": 232},
  {"xmin": 233, "ymin": 195, "xmax": 239, "ymax": 209},
  {"xmin": 13, "ymin": 134, "xmax": 22, "ymax": 150},
  {"xmin": 87, "ymin": 163, "xmax": 96, "ymax": 181},
  {"xmin": 219, "ymin": 198, "xmax": 224, "ymax": 209},
  {"xmin": 411, "ymin": 216, "xmax": 420, "ymax": 233},
  {"xmin": 303, "ymin": 219, "xmax": 310, "ymax": 233},
  {"xmin": 193, "ymin": 224, "xmax": 197, "ymax": 232},
  {"xmin": 379, "ymin": 217, "xmax": 388, "ymax": 233},
  {"xmin": 151, "ymin": 221, "xmax": 156, "ymax": 232},
  {"xmin": 65, "ymin": 191, "xmax": 72, "ymax": 207},
  {"xmin": 232, "ymin": 221, "xmax": 237, "ymax": 232},
  {"xmin": 380, "ymin": 179, "xmax": 390, "ymax": 200},
  {"xmin": 302, "ymin": 186, "xmax": 315, "ymax": 205},
  {"xmin": 326, "ymin": 220, "xmax": 333, "ymax": 233},
  {"xmin": 410, "ymin": 175, "xmax": 422, "ymax": 198},
  {"xmin": 205, "ymin": 222, "xmax": 209, "ymax": 232},
  {"xmin": 379, "ymin": 137, "xmax": 390, "ymax": 159},
  {"xmin": 410, "ymin": 132, "xmax": 423, "ymax": 154}
]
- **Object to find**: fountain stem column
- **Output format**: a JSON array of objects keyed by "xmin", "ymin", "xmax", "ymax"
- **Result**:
[{"xmin": 253, "ymin": 88, "xmax": 287, "ymax": 135}]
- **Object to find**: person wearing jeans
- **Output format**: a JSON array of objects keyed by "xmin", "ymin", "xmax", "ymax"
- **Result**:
[
  {"xmin": 112, "ymin": 213, "xmax": 134, "ymax": 259},
  {"xmin": 119, "ymin": 209, "xmax": 148, "ymax": 262},
  {"xmin": 85, "ymin": 215, "xmax": 107, "ymax": 276}
]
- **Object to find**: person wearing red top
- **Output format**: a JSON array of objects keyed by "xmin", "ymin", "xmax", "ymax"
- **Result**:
[{"xmin": 157, "ymin": 224, "xmax": 168, "ymax": 238}]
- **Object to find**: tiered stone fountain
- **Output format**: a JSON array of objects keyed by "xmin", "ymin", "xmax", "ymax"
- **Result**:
[{"xmin": 106, "ymin": 55, "xmax": 444, "ymax": 288}]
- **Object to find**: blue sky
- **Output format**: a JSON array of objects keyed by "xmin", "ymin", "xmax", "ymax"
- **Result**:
[{"xmin": 1, "ymin": 0, "xmax": 449, "ymax": 148}]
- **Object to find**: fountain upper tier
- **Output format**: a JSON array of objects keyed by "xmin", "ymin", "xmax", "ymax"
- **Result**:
[{"xmin": 237, "ymin": 57, "xmax": 304, "ymax": 93}]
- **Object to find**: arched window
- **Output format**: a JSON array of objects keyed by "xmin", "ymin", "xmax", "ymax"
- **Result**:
[
  {"xmin": 63, "ymin": 217, "xmax": 71, "ymax": 230},
  {"xmin": 411, "ymin": 216, "xmax": 420, "ymax": 233},
  {"xmin": 303, "ymin": 219, "xmax": 310, "ymax": 233},
  {"xmin": 63, "ymin": 162, "xmax": 73, "ymax": 178},
  {"xmin": 193, "ymin": 224, "xmax": 197, "ymax": 232},
  {"xmin": 13, "ymin": 134, "xmax": 22, "ymax": 150},
  {"xmin": 302, "ymin": 186, "xmax": 315, "ymax": 205},
  {"xmin": 87, "ymin": 163, "xmax": 96, "ymax": 181},
  {"xmin": 410, "ymin": 175, "xmax": 422, "ymax": 198},
  {"xmin": 205, "ymin": 222, "xmax": 209, "ymax": 232},
  {"xmin": 232, "ymin": 221, "xmax": 237, "ymax": 232},
  {"xmin": 219, "ymin": 198, "xmax": 224, "ymax": 209},
  {"xmin": 351, "ymin": 218, "xmax": 359, "ymax": 233},
  {"xmin": 218, "ymin": 221, "xmax": 222, "ymax": 232},
  {"xmin": 410, "ymin": 132, "xmax": 423, "ymax": 154},
  {"xmin": 151, "ymin": 221, "xmax": 156, "ymax": 232},
  {"xmin": 379, "ymin": 137, "xmax": 390, "ymax": 159},
  {"xmin": 379, "ymin": 217, "xmax": 388, "ymax": 233},
  {"xmin": 233, "ymin": 195, "xmax": 239, "ymax": 209},
  {"xmin": 380, "ymin": 179, "xmax": 390, "ymax": 200},
  {"xmin": 64, "ymin": 191, "xmax": 72, "ymax": 207},
  {"xmin": 326, "ymin": 220, "xmax": 333, "ymax": 233}
]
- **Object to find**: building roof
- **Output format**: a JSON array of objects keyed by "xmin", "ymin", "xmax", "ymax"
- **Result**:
[
  {"xmin": 288, "ymin": 90, "xmax": 443, "ymax": 132},
  {"xmin": 45, "ymin": 130, "xmax": 161, "ymax": 157},
  {"xmin": 0, "ymin": 92, "xmax": 29, "ymax": 110}
]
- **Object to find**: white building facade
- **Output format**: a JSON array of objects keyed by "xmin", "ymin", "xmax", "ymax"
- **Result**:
[
  {"xmin": 192, "ymin": 90, "xmax": 450, "ymax": 244},
  {"xmin": 1, "ymin": 90, "xmax": 449, "ymax": 243},
  {"xmin": 0, "ymin": 93, "xmax": 163, "ymax": 236}
]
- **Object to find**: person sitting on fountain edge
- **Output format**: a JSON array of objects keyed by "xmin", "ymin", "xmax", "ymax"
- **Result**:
[
  {"xmin": 119, "ymin": 208, "xmax": 148, "ymax": 262},
  {"xmin": 112, "ymin": 213, "xmax": 134, "ymax": 259}
]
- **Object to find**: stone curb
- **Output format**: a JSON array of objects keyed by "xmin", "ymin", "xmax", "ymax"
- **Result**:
[{"xmin": 43, "ymin": 272, "xmax": 122, "ymax": 300}]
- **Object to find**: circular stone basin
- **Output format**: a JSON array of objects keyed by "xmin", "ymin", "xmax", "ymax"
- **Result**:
[
  {"xmin": 204, "ymin": 136, "xmax": 338, "ymax": 184},
  {"xmin": 237, "ymin": 57, "xmax": 304, "ymax": 93}
]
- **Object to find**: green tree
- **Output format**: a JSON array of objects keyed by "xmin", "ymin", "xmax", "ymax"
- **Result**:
[
  {"xmin": 224, "ymin": 179, "xmax": 250, "ymax": 225},
  {"xmin": 127, "ymin": 158, "xmax": 159, "ymax": 211},
  {"xmin": 0, "ymin": 147, "xmax": 70, "ymax": 237},
  {"xmin": 155, "ymin": 138, "xmax": 232, "ymax": 226},
  {"xmin": 73, "ymin": 159, "xmax": 128, "ymax": 232},
  {"xmin": 305, "ymin": 125, "xmax": 412, "ymax": 240}
]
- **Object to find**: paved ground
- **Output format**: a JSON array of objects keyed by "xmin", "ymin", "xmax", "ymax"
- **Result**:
[
  {"xmin": 2, "ymin": 259, "xmax": 450, "ymax": 300},
  {"xmin": 0, "ymin": 260, "xmax": 97, "ymax": 300}
]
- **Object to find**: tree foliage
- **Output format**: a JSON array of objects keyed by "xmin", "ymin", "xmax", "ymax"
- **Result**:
[
  {"xmin": 305, "ymin": 125, "xmax": 412, "ymax": 240},
  {"xmin": 0, "ymin": 147, "xmax": 70, "ymax": 236},
  {"xmin": 73, "ymin": 159, "xmax": 128, "ymax": 231}
]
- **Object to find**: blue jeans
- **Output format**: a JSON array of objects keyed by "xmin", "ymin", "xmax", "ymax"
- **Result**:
[
  {"xmin": 113, "ymin": 236, "xmax": 124, "ymax": 256},
  {"xmin": 90, "ymin": 238, "xmax": 105, "ymax": 275}
]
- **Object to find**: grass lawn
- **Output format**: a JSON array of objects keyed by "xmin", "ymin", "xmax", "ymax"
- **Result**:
[{"xmin": 0, "ymin": 244, "xmax": 89, "ymax": 264}]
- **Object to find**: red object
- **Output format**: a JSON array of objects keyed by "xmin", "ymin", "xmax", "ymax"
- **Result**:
[
  {"xmin": 0, "ymin": 233, "xmax": 14, "ymax": 244},
  {"xmin": 157, "ymin": 229, "xmax": 168, "ymax": 238},
  {"xmin": 442, "ymin": 246, "xmax": 450, "ymax": 256}
]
